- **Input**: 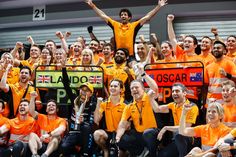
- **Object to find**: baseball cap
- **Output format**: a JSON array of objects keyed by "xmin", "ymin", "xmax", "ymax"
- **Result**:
[{"xmin": 80, "ymin": 82, "xmax": 94, "ymax": 93}]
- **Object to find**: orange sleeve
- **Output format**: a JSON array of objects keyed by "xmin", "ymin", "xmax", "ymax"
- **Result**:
[
  {"xmin": 193, "ymin": 125, "xmax": 204, "ymax": 137},
  {"xmin": 99, "ymin": 102, "xmax": 106, "ymax": 114},
  {"xmin": 121, "ymin": 105, "xmax": 131, "ymax": 121},
  {"xmin": 186, "ymin": 105, "xmax": 199, "ymax": 124},
  {"xmin": 175, "ymin": 45, "xmax": 185, "ymax": 61}
]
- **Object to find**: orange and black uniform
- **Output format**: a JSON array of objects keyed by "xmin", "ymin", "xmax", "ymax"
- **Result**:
[
  {"xmin": 107, "ymin": 18, "xmax": 142, "ymax": 57},
  {"xmin": 118, "ymin": 93, "xmax": 158, "ymax": 156}
]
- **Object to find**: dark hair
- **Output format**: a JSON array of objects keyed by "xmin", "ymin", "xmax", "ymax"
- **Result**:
[
  {"xmin": 45, "ymin": 40, "xmax": 57, "ymax": 47},
  {"xmin": 185, "ymin": 35, "xmax": 198, "ymax": 45},
  {"xmin": 0, "ymin": 99, "xmax": 5, "ymax": 109},
  {"xmin": 161, "ymin": 41, "xmax": 173, "ymax": 49},
  {"xmin": 20, "ymin": 98, "xmax": 30, "ymax": 104},
  {"xmin": 172, "ymin": 82, "xmax": 187, "ymax": 92},
  {"xmin": 214, "ymin": 40, "xmax": 227, "ymax": 50},
  {"xmin": 90, "ymin": 39, "xmax": 100, "ymax": 45},
  {"xmin": 201, "ymin": 36, "xmax": 213, "ymax": 44},
  {"xmin": 115, "ymin": 48, "xmax": 129, "ymax": 57},
  {"xmin": 47, "ymin": 99, "xmax": 58, "ymax": 109},
  {"xmin": 103, "ymin": 43, "xmax": 114, "ymax": 51},
  {"xmin": 20, "ymin": 66, "xmax": 32, "ymax": 75},
  {"xmin": 119, "ymin": 8, "xmax": 132, "ymax": 19},
  {"xmin": 110, "ymin": 78, "xmax": 124, "ymax": 89},
  {"xmin": 227, "ymin": 35, "xmax": 236, "ymax": 41},
  {"xmin": 31, "ymin": 44, "xmax": 41, "ymax": 50}
]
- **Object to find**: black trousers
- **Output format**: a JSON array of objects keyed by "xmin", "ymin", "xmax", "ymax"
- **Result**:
[{"xmin": 60, "ymin": 123, "xmax": 93, "ymax": 156}]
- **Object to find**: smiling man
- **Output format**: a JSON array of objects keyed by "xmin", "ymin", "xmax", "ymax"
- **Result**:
[
  {"xmin": 28, "ymin": 91, "xmax": 67, "ymax": 157},
  {"xmin": 85, "ymin": 0, "xmax": 167, "ymax": 60}
]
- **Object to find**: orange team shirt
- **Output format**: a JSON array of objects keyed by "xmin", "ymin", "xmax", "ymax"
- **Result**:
[
  {"xmin": 121, "ymin": 93, "xmax": 157, "ymax": 132},
  {"xmin": 222, "ymin": 103, "xmax": 236, "ymax": 126},
  {"xmin": 36, "ymin": 114, "xmax": 67, "ymax": 138},
  {"xmin": 99, "ymin": 98, "xmax": 126, "ymax": 132},
  {"xmin": 198, "ymin": 53, "xmax": 216, "ymax": 67},
  {"xmin": 9, "ymin": 83, "xmax": 41, "ymax": 116},
  {"xmin": 175, "ymin": 44, "xmax": 203, "ymax": 67},
  {"xmin": 205, "ymin": 57, "xmax": 236, "ymax": 101},
  {"xmin": 21, "ymin": 59, "xmax": 35, "ymax": 71},
  {"xmin": 151, "ymin": 58, "xmax": 179, "ymax": 69},
  {"xmin": 6, "ymin": 115, "xmax": 39, "ymax": 145},
  {"xmin": 230, "ymin": 128, "xmax": 236, "ymax": 138},
  {"xmin": 0, "ymin": 114, "xmax": 9, "ymax": 145},
  {"xmin": 167, "ymin": 99, "xmax": 199, "ymax": 126},
  {"xmin": 107, "ymin": 18, "xmax": 142, "ymax": 56},
  {"xmin": 226, "ymin": 51, "xmax": 236, "ymax": 59},
  {"xmin": 94, "ymin": 52, "xmax": 104, "ymax": 65},
  {"xmin": 193, "ymin": 123, "xmax": 231, "ymax": 151},
  {"xmin": 67, "ymin": 57, "xmax": 81, "ymax": 66}
]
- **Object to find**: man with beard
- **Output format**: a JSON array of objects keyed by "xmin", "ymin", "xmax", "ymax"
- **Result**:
[
  {"xmin": 205, "ymin": 41, "xmax": 236, "ymax": 104},
  {"xmin": 0, "ymin": 65, "xmax": 40, "ymax": 118},
  {"xmin": 28, "ymin": 92, "xmax": 67, "ymax": 157},
  {"xmin": 141, "ymin": 82, "xmax": 199, "ymax": 157},
  {"xmin": 0, "ymin": 99, "xmax": 39, "ymax": 157},
  {"xmin": 61, "ymin": 65, "xmax": 96, "ymax": 157},
  {"xmin": 105, "ymin": 48, "xmax": 135, "ymax": 103},
  {"xmin": 198, "ymin": 36, "xmax": 215, "ymax": 67},
  {"xmin": 88, "ymin": 39, "xmax": 104, "ymax": 65},
  {"xmin": 85, "ymin": 0, "xmax": 167, "ymax": 61}
]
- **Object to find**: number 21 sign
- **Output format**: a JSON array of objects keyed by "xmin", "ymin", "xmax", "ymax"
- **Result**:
[{"xmin": 33, "ymin": 5, "xmax": 46, "ymax": 21}]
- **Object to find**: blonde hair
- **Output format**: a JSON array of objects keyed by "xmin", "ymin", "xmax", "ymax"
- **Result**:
[
  {"xmin": 81, "ymin": 48, "xmax": 95, "ymax": 65},
  {"xmin": 207, "ymin": 102, "xmax": 224, "ymax": 122}
]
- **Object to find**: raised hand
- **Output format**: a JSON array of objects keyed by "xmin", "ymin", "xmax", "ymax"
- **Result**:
[
  {"xmin": 158, "ymin": 0, "xmax": 168, "ymax": 7},
  {"xmin": 167, "ymin": 14, "xmax": 174, "ymax": 21},
  {"xmin": 30, "ymin": 91, "xmax": 38, "ymax": 98},
  {"xmin": 55, "ymin": 31, "xmax": 64, "ymax": 39}
]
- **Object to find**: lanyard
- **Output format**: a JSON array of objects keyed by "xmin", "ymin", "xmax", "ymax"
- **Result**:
[{"xmin": 135, "ymin": 102, "xmax": 143, "ymax": 125}]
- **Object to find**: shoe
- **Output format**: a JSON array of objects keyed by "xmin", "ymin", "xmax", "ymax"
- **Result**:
[{"xmin": 41, "ymin": 154, "xmax": 48, "ymax": 157}]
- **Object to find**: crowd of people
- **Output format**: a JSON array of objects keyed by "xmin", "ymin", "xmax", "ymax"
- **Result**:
[{"xmin": 0, "ymin": 0, "xmax": 236, "ymax": 156}]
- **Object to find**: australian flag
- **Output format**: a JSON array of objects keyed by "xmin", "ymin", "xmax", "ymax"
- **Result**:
[
  {"xmin": 190, "ymin": 72, "xmax": 202, "ymax": 82},
  {"xmin": 37, "ymin": 75, "xmax": 51, "ymax": 83}
]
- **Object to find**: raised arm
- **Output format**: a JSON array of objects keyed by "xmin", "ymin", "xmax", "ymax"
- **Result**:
[
  {"xmin": 140, "ymin": 0, "xmax": 168, "ymax": 26},
  {"xmin": 11, "ymin": 42, "xmax": 23, "ymax": 66},
  {"xmin": 179, "ymin": 104, "xmax": 196, "ymax": 137},
  {"xmin": 0, "ymin": 64, "xmax": 11, "ymax": 92},
  {"xmin": 167, "ymin": 14, "xmax": 177, "ymax": 52},
  {"xmin": 56, "ymin": 31, "xmax": 69, "ymax": 55},
  {"xmin": 85, "ymin": 0, "xmax": 110, "ymax": 23},
  {"xmin": 29, "ymin": 91, "xmax": 38, "ymax": 118}
]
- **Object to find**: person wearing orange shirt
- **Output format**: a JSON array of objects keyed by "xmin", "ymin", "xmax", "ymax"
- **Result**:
[
  {"xmin": 85, "ymin": 0, "xmax": 167, "ymax": 61},
  {"xmin": 93, "ymin": 79, "xmax": 125, "ymax": 157},
  {"xmin": 226, "ymin": 35, "xmax": 236, "ymax": 59},
  {"xmin": 205, "ymin": 41, "xmax": 236, "ymax": 104},
  {"xmin": 13, "ymin": 44, "xmax": 41, "ymax": 71},
  {"xmin": 115, "ymin": 64, "xmax": 159, "ymax": 157},
  {"xmin": 28, "ymin": 91, "xmax": 67, "ymax": 157},
  {"xmin": 0, "ymin": 99, "xmax": 11, "ymax": 157},
  {"xmin": 179, "ymin": 102, "xmax": 231, "ymax": 157},
  {"xmin": 105, "ymin": 48, "xmax": 135, "ymax": 103},
  {"xmin": 67, "ymin": 41, "xmax": 84, "ymax": 66},
  {"xmin": 221, "ymin": 80, "xmax": 236, "ymax": 128},
  {"xmin": 0, "ymin": 99, "xmax": 39, "ymax": 157},
  {"xmin": 147, "ymin": 83, "xmax": 199, "ymax": 157},
  {"xmin": 217, "ymin": 127, "xmax": 236, "ymax": 157},
  {"xmin": 198, "ymin": 36, "xmax": 215, "ymax": 67},
  {"xmin": 0, "ymin": 65, "xmax": 41, "ymax": 118}
]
